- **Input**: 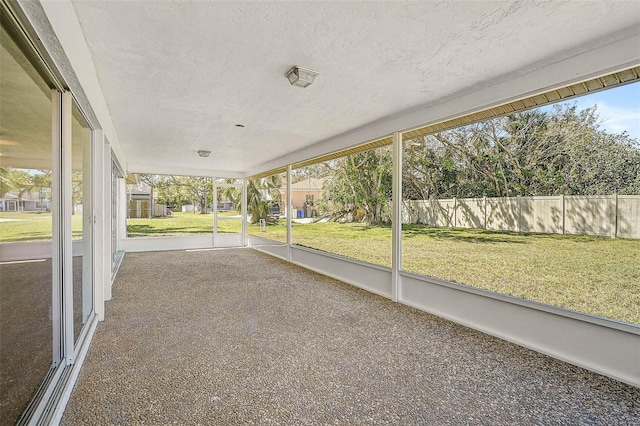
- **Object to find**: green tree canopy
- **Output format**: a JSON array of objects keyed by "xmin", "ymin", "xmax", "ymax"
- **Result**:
[
  {"xmin": 245, "ymin": 175, "xmax": 282, "ymax": 223},
  {"xmin": 320, "ymin": 147, "xmax": 393, "ymax": 225},
  {"xmin": 403, "ymin": 103, "xmax": 640, "ymax": 199},
  {"xmin": 0, "ymin": 168, "xmax": 52, "ymax": 198},
  {"xmin": 311, "ymin": 103, "xmax": 639, "ymax": 225},
  {"xmin": 139, "ymin": 174, "xmax": 212, "ymax": 213}
]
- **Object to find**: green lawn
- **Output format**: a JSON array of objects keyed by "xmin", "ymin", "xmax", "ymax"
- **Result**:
[
  {"xmin": 401, "ymin": 225, "xmax": 639, "ymax": 325},
  {"xmin": 127, "ymin": 211, "xmax": 242, "ymax": 237},
  {"xmin": 0, "ymin": 211, "xmax": 83, "ymax": 242},
  {"xmin": 259, "ymin": 221, "xmax": 639, "ymax": 325},
  {"xmin": 247, "ymin": 219, "xmax": 288, "ymax": 243},
  {"xmin": 2, "ymin": 210, "xmax": 638, "ymax": 324}
]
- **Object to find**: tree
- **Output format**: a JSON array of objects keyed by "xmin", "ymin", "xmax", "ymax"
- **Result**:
[
  {"xmin": 403, "ymin": 104, "xmax": 640, "ymax": 198},
  {"xmin": 245, "ymin": 175, "xmax": 282, "ymax": 223},
  {"xmin": 321, "ymin": 147, "xmax": 392, "ymax": 225},
  {"xmin": 0, "ymin": 167, "xmax": 15, "ymax": 196},
  {"xmin": 290, "ymin": 164, "xmax": 330, "ymax": 183},
  {"xmin": 139, "ymin": 174, "xmax": 213, "ymax": 213},
  {"xmin": 169, "ymin": 176, "xmax": 212, "ymax": 213},
  {"xmin": 0, "ymin": 167, "xmax": 52, "ymax": 200},
  {"xmin": 541, "ymin": 105, "xmax": 640, "ymax": 195},
  {"xmin": 216, "ymin": 179, "xmax": 241, "ymax": 207}
]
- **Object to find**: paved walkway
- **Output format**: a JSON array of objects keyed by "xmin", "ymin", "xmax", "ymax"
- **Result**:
[{"xmin": 62, "ymin": 248, "xmax": 639, "ymax": 425}]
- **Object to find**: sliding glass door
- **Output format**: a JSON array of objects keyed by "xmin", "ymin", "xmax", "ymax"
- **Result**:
[
  {"xmin": 111, "ymin": 158, "xmax": 124, "ymax": 276},
  {"xmin": 0, "ymin": 5, "xmax": 95, "ymax": 422},
  {"xmin": 0, "ymin": 19, "xmax": 56, "ymax": 423},
  {"xmin": 71, "ymin": 103, "xmax": 93, "ymax": 345}
]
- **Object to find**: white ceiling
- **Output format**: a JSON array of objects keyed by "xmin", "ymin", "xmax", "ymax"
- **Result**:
[{"xmin": 68, "ymin": 0, "xmax": 640, "ymax": 177}]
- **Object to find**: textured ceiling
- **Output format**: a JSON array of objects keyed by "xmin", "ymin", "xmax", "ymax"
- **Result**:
[{"xmin": 69, "ymin": 1, "xmax": 640, "ymax": 176}]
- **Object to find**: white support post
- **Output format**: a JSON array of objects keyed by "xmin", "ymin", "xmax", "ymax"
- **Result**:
[
  {"xmin": 242, "ymin": 178, "xmax": 247, "ymax": 246},
  {"xmin": 391, "ymin": 131, "xmax": 402, "ymax": 303},
  {"xmin": 109, "ymin": 175, "xmax": 126, "ymax": 301},
  {"xmin": 213, "ymin": 183, "xmax": 218, "ymax": 245},
  {"xmin": 92, "ymin": 129, "xmax": 105, "ymax": 321},
  {"xmin": 82, "ymin": 120, "xmax": 93, "ymax": 328},
  {"xmin": 103, "ymin": 140, "xmax": 113, "ymax": 307},
  {"xmin": 51, "ymin": 91, "xmax": 63, "ymax": 366},
  {"xmin": 61, "ymin": 91, "xmax": 74, "ymax": 365},
  {"xmin": 287, "ymin": 165, "xmax": 292, "ymax": 261}
]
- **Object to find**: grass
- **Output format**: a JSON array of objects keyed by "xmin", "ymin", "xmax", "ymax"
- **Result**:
[
  {"xmin": 127, "ymin": 211, "xmax": 242, "ymax": 237},
  {"xmin": 2, "ymin": 210, "xmax": 638, "ymax": 324},
  {"xmin": 0, "ymin": 211, "xmax": 242, "ymax": 240},
  {"xmin": 0, "ymin": 211, "xmax": 83, "ymax": 242},
  {"xmin": 247, "ymin": 219, "xmax": 288, "ymax": 243},
  {"xmin": 401, "ymin": 225, "xmax": 639, "ymax": 325},
  {"xmin": 254, "ymin": 221, "xmax": 639, "ymax": 325}
]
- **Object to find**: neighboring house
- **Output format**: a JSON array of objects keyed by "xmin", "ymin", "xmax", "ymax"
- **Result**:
[
  {"xmin": 218, "ymin": 197, "xmax": 236, "ymax": 211},
  {"xmin": 127, "ymin": 183, "xmax": 171, "ymax": 217},
  {"xmin": 280, "ymin": 177, "xmax": 325, "ymax": 218},
  {"xmin": 127, "ymin": 183, "xmax": 153, "ymax": 218},
  {"xmin": 0, "ymin": 189, "xmax": 51, "ymax": 212}
]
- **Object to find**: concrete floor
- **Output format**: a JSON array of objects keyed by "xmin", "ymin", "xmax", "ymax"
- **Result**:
[{"xmin": 62, "ymin": 248, "xmax": 639, "ymax": 425}]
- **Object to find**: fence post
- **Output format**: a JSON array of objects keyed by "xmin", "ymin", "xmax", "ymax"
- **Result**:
[
  {"xmin": 517, "ymin": 196, "xmax": 521, "ymax": 232},
  {"xmin": 483, "ymin": 196, "xmax": 487, "ymax": 229},
  {"xmin": 149, "ymin": 188, "xmax": 154, "ymax": 219},
  {"xmin": 561, "ymin": 194, "xmax": 565, "ymax": 235},
  {"xmin": 613, "ymin": 193, "xmax": 618, "ymax": 239},
  {"xmin": 453, "ymin": 197, "xmax": 457, "ymax": 227}
]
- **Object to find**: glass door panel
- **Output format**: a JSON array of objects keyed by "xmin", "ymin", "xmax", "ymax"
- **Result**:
[
  {"xmin": 0, "ymin": 23, "xmax": 54, "ymax": 423},
  {"xmin": 111, "ymin": 159, "xmax": 120, "ymax": 275},
  {"xmin": 71, "ymin": 103, "xmax": 92, "ymax": 345}
]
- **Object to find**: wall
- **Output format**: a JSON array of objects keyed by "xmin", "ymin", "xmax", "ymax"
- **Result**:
[{"xmin": 405, "ymin": 195, "xmax": 640, "ymax": 238}]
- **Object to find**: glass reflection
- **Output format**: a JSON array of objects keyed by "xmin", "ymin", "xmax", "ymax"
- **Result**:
[
  {"xmin": 71, "ymin": 104, "xmax": 93, "ymax": 344},
  {"xmin": 0, "ymin": 24, "xmax": 54, "ymax": 423}
]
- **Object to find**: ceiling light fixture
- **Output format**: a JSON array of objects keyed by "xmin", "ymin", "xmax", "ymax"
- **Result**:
[
  {"xmin": 284, "ymin": 66, "xmax": 319, "ymax": 88},
  {"xmin": 197, "ymin": 150, "xmax": 211, "ymax": 157}
]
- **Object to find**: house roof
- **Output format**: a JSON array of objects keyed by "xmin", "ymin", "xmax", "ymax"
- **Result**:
[
  {"xmin": 0, "ymin": 190, "xmax": 41, "ymax": 201},
  {"xmin": 289, "ymin": 178, "xmax": 325, "ymax": 191}
]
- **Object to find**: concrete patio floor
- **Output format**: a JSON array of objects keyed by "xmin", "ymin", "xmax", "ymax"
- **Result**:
[{"xmin": 62, "ymin": 248, "xmax": 639, "ymax": 425}]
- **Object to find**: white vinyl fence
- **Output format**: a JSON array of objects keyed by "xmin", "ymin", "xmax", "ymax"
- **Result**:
[{"xmin": 403, "ymin": 195, "xmax": 640, "ymax": 239}]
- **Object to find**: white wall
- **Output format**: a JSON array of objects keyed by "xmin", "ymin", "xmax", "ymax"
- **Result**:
[
  {"xmin": 400, "ymin": 271, "xmax": 640, "ymax": 387},
  {"xmin": 121, "ymin": 233, "xmax": 243, "ymax": 253}
]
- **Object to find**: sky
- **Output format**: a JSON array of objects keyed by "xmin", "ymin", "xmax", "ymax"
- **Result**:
[{"xmin": 544, "ymin": 81, "xmax": 640, "ymax": 140}]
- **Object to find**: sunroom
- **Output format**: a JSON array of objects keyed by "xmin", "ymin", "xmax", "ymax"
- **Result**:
[{"xmin": 0, "ymin": 1, "xmax": 639, "ymax": 424}]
